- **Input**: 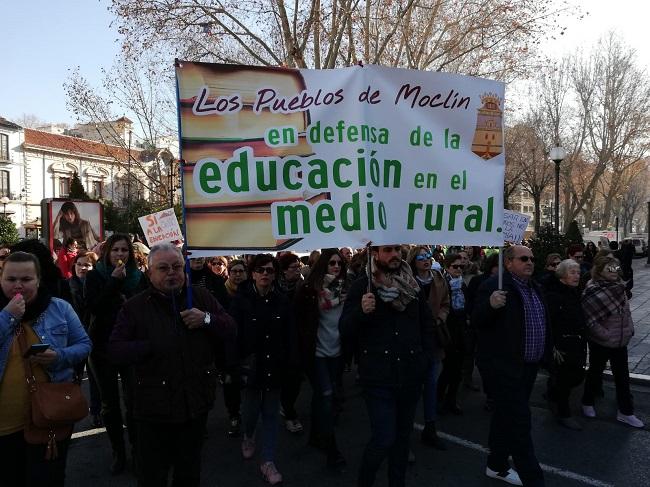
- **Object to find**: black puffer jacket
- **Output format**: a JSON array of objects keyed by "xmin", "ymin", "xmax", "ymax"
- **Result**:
[
  {"xmin": 229, "ymin": 281, "xmax": 298, "ymax": 390},
  {"xmin": 339, "ymin": 276, "xmax": 434, "ymax": 389}
]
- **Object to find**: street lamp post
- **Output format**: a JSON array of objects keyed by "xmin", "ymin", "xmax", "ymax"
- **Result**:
[
  {"xmin": 549, "ymin": 146, "xmax": 567, "ymax": 233},
  {"xmin": 0, "ymin": 196, "xmax": 9, "ymax": 218}
]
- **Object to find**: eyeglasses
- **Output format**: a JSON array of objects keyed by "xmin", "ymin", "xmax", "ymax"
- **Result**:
[
  {"xmin": 548, "ymin": 262, "xmax": 560, "ymax": 267},
  {"xmin": 230, "ymin": 268, "xmax": 245, "ymax": 274},
  {"xmin": 328, "ymin": 260, "xmax": 342, "ymax": 266},
  {"xmin": 515, "ymin": 256, "xmax": 536, "ymax": 263},
  {"xmin": 606, "ymin": 266, "xmax": 621, "ymax": 272},
  {"xmin": 254, "ymin": 266, "xmax": 275, "ymax": 275},
  {"xmin": 415, "ymin": 253, "xmax": 432, "ymax": 261},
  {"xmin": 212, "ymin": 261, "xmax": 225, "ymax": 266},
  {"xmin": 154, "ymin": 264, "xmax": 184, "ymax": 273},
  {"xmin": 449, "ymin": 264, "xmax": 464, "ymax": 270}
]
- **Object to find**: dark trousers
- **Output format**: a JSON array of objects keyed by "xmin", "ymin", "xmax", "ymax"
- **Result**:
[
  {"xmin": 486, "ymin": 363, "xmax": 544, "ymax": 487},
  {"xmin": 462, "ymin": 327, "xmax": 478, "ymax": 382},
  {"xmin": 280, "ymin": 369, "xmax": 302, "ymax": 421},
  {"xmin": 307, "ymin": 356, "xmax": 342, "ymax": 443},
  {"xmin": 0, "ymin": 430, "xmax": 70, "ymax": 487},
  {"xmin": 358, "ymin": 385, "xmax": 421, "ymax": 487},
  {"xmin": 437, "ymin": 345, "xmax": 464, "ymax": 406},
  {"xmin": 223, "ymin": 381, "xmax": 241, "ymax": 418},
  {"xmin": 75, "ymin": 359, "xmax": 101, "ymax": 416},
  {"xmin": 582, "ymin": 341, "xmax": 633, "ymax": 415},
  {"xmin": 136, "ymin": 414, "xmax": 208, "ymax": 487},
  {"xmin": 89, "ymin": 351, "xmax": 136, "ymax": 455}
]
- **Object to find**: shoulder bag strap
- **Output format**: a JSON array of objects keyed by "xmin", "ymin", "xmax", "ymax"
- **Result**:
[{"xmin": 15, "ymin": 325, "xmax": 38, "ymax": 393}]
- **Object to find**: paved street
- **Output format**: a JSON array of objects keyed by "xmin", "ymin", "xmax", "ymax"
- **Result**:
[
  {"xmin": 627, "ymin": 257, "xmax": 650, "ymax": 376},
  {"xmin": 64, "ymin": 256, "xmax": 650, "ymax": 487}
]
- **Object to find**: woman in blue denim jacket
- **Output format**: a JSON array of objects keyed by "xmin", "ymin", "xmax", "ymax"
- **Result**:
[{"xmin": 0, "ymin": 251, "xmax": 91, "ymax": 487}]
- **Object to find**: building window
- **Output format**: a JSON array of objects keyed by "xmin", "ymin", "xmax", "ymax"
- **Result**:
[
  {"xmin": 91, "ymin": 180, "xmax": 103, "ymax": 199},
  {"xmin": 59, "ymin": 177, "xmax": 71, "ymax": 197},
  {"xmin": 0, "ymin": 134, "xmax": 8, "ymax": 161},
  {"xmin": 0, "ymin": 171, "xmax": 9, "ymax": 198}
]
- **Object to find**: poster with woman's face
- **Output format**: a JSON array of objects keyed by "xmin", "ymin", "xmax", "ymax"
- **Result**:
[{"xmin": 48, "ymin": 200, "xmax": 103, "ymax": 251}]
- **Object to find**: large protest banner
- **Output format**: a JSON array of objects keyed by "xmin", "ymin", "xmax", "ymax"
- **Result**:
[{"xmin": 175, "ymin": 62, "xmax": 505, "ymax": 255}]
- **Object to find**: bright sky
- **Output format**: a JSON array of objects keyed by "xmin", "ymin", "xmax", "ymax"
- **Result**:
[{"xmin": 2, "ymin": 0, "xmax": 650, "ymax": 126}]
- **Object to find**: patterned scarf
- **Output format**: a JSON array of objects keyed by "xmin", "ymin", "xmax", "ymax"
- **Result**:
[
  {"xmin": 582, "ymin": 279, "xmax": 628, "ymax": 329},
  {"xmin": 447, "ymin": 275, "xmax": 465, "ymax": 311},
  {"xmin": 318, "ymin": 274, "xmax": 345, "ymax": 310},
  {"xmin": 371, "ymin": 257, "xmax": 420, "ymax": 311}
]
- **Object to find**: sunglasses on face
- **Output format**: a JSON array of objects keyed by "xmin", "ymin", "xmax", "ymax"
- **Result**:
[
  {"xmin": 254, "ymin": 266, "xmax": 275, "ymax": 275},
  {"xmin": 328, "ymin": 260, "xmax": 342, "ymax": 266},
  {"xmin": 415, "ymin": 253, "xmax": 432, "ymax": 261},
  {"xmin": 449, "ymin": 264, "xmax": 464, "ymax": 270},
  {"xmin": 515, "ymin": 255, "xmax": 535, "ymax": 263},
  {"xmin": 549, "ymin": 262, "xmax": 560, "ymax": 267}
]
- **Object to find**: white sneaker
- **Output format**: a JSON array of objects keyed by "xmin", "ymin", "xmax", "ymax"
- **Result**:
[
  {"xmin": 617, "ymin": 411, "xmax": 644, "ymax": 428},
  {"xmin": 582, "ymin": 405, "xmax": 596, "ymax": 418},
  {"xmin": 485, "ymin": 467, "xmax": 523, "ymax": 486}
]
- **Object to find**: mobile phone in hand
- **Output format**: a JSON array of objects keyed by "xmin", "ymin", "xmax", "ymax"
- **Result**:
[{"xmin": 24, "ymin": 343, "xmax": 50, "ymax": 357}]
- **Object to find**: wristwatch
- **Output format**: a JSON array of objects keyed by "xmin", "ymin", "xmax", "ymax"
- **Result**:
[{"xmin": 203, "ymin": 312, "xmax": 211, "ymax": 326}]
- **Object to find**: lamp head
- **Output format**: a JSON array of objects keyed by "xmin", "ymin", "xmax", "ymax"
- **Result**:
[{"xmin": 549, "ymin": 146, "xmax": 567, "ymax": 163}]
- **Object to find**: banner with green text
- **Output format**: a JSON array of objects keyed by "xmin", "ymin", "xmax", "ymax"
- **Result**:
[{"xmin": 175, "ymin": 61, "xmax": 505, "ymax": 255}]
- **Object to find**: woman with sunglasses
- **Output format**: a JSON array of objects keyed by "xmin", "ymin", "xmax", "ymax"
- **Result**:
[
  {"xmin": 437, "ymin": 253, "xmax": 468, "ymax": 415},
  {"xmin": 294, "ymin": 249, "xmax": 348, "ymax": 471},
  {"xmin": 581, "ymin": 254, "xmax": 643, "ymax": 428},
  {"xmin": 229, "ymin": 254, "xmax": 297, "ymax": 485},
  {"xmin": 407, "ymin": 246, "xmax": 449, "ymax": 450},
  {"xmin": 209, "ymin": 256, "xmax": 229, "ymax": 279}
]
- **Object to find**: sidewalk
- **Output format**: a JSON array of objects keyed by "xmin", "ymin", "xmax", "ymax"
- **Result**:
[{"xmin": 627, "ymin": 257, "xmax": 650, "ymax": 376}]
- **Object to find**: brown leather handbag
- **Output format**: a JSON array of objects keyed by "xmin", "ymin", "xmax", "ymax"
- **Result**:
[{"xmin": 16, "ymin": 325, "xmax": 88, "ymax": 459}]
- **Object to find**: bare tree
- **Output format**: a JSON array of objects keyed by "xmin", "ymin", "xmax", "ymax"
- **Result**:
[
  {"xmin": 64, "ymin": 53, "xmax": 176, "ymax": 202},
  {"xmin": 11, "ymin": 113, "xmax": 51, "ymax": 129},
  {"xmin": 108, "ymin": 0, "xmax": 576, "ymax": 78}
]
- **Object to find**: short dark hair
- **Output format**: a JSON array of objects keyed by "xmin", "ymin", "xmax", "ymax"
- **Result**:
[
  {"xmin": 248, "ymin": 254, "xmax": 278, "ymax": 276},
  {"xmin": 3, "ymin": 251, "xmax": 41, "ymax": 279},
  {"xmin": 567, "ymin": 244, "xmax": 584, "ymax": 257},
  {"xmin": 278, "ymin": 252, "xmax": 300, "ymax": 271},
  {"xmin": 63, "ymin": 237, "xmax": 77, "ymax": 248},
  {"xmin": 444, "ymin": 252, "xmax": 462, "ymax": 268}
]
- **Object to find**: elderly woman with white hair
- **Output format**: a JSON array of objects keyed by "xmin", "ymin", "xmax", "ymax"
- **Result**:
[{"xmin": 542, "ymin": 258, "xmax": 587, "ymax": 430}]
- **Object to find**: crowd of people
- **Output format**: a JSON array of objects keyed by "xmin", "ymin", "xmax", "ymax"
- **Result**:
[{"xmin": 0, "ymin": 234, "xmax": 644, "ymax": 487}]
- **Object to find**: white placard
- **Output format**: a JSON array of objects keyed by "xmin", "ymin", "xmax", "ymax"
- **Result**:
[
  {"xmin": 502, "ymin": 210, "xmax": 530, "ymax": 244},
  {"xmin": 138, "ymin": 208, "xmax": 183, "ymax": 247}
]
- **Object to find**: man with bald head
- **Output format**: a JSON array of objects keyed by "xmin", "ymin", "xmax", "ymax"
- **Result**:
[
  {"xmin": 472, "ymin": 245, "xmax": 550, "ymax": 487},
  {"xmin": 109, "ymin": 243, "xmax": 236, "ymax": 487}
]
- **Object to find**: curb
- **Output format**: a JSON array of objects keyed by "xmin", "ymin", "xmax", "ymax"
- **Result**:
[{"xmin": 604, "ymin": 370, "xmax": 650, "ymax": 386}]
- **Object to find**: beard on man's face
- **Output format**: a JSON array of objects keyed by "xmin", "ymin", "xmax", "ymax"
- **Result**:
[{"xmin": 375, "ymin": 256, "xmax": 402, "ymax": 273}]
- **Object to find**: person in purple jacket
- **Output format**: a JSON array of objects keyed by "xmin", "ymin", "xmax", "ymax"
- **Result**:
[{"xmin": 109, "ymin": 243, "xmax": 236, "ymax": 487}]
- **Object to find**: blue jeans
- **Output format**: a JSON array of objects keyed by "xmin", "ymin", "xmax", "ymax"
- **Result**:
[
  {"xmin": 241, "ymin": 387, "xmax": 281, "ymax": 462},
  {"xmin": 423, "ymin": 359, "xmax": 441, "ymax": 422},
  {"xmin": 307, "ymin": 356, "xmax": 342, "ymax": 441},
  {"xmin": 358, "ymin": 385, "xmax": 421, "ymax": 487}
]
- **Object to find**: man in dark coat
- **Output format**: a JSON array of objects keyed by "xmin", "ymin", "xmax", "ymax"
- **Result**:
[
  {"xmin": 109, "ymin": 243, "xmax": 236, "ymax": 487},
  {"xmin": 340, "ymin": 244, "xmax": 434, "ymax": 487},
  {"xmin": 473, "ymin": 245, "xmax": 551, "ymax": 487}
]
